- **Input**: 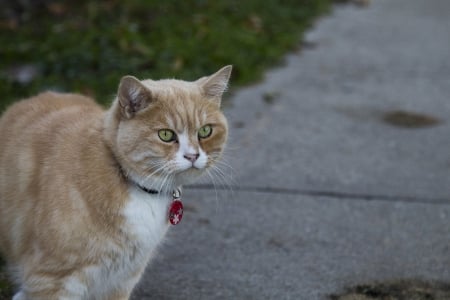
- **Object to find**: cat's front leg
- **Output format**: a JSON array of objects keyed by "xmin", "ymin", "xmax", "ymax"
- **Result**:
[
  {"xmin": 107, "ymin": 292, "xmax": 132, "ymax": 300},
  {"xmin": 12, "ymin": 290, "xmax": 26, "ymax": 300},
  {"xmin": 106, "ymin": 273, "xmax": 143, "ymax": 300},
  {"xmin": 12, "ymin": 290, "xmax": 85, "ymax": 300},
  {"xmin": 15, "ymin": 274, "xmax": 88, "ymax": 300}
]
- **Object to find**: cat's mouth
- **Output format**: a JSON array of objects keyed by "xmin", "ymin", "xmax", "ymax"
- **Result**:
[
  {"xmin": 177, "ymin": 165, "xmax": 204, "ymax": 174},
  {"xmin": 176, "ymin": 160, "xmax": 207, "ymax": 172}
]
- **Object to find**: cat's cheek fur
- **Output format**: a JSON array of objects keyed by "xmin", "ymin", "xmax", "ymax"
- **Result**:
[{"xmin": 194, "ymin": 148, "xmax": 208, "ymax": 169}]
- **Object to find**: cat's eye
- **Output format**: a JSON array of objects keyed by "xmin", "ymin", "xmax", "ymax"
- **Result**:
[
  {"xmin": 158, "ymin": 129, "xmax": 176, "ymax": 142},
  {"xmin": 198, "ymin": 125, "xmax": 212, "ymax": 139}
]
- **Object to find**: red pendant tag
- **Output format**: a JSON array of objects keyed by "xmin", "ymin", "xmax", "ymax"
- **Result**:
[{"xmin": 169, "ymin": 199, "xmax": 183, "ymax": 225}]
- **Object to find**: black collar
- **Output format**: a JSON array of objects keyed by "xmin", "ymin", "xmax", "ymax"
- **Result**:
[
  {"xmin": 111, "ymin": 152, "xmax": 160, "ymax": 195},
  {"xmin": 137, "ymin": 185, "xmax": 159, "ymax": 195}
]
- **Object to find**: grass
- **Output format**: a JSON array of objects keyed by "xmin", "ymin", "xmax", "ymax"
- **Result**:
[
  {"xmin": 0, "ymin": 0, "xmax": 338, "ymax": 297},
  {"xmin": 0, "ymin": 0, "xmax": 337, "ymax": 111},
  {"xmin": 0, "ymin": 256, "xmax": 13, "ymax": 300}
]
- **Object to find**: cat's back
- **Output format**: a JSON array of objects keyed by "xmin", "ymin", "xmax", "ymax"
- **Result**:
[
  {"xmin": 0, "ymin": 91, "xmax": 104, "ymax": 165},
  {"xmin": 0, "ymin": 92, "xmax": 106, "ymax": 257},
  {"xmin": 0, "ymin": 91, "xmax": 105, "ymax": 186},
  {"xmin": 0, "ymin": 91, "xmax": 102, "ymax": 139}
]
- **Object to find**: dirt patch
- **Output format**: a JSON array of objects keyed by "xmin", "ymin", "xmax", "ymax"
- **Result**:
[
  {"xmin": 330, "ymin": 279, "xmax": 450, "ymax": 300},
  {"xmin": 262, "ymin": 91, "xmax": 281, "ymax": 105},
  {"xmin": 382, "ymin": 111, "xmax": 442, "ymax": 128}
]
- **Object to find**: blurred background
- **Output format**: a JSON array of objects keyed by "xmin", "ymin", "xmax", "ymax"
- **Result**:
[{"xmin": 0, "ymin": 0, "xmax": 342, "ymax": 110}]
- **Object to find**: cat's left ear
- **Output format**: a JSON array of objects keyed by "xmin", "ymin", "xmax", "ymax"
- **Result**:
[
  {"xmin": 197, "ymin": 65, "xmax": 232, "ymax": 106},
  {"xmin": 117, "ymin": 75, "xmax": 153, "ymax": 119}
]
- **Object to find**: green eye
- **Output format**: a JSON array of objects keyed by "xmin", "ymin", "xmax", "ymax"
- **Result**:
[
  {"xmin": 198, "ymin": 125, "xmax": 212, "ymax": 139},
  {"xmin": 158, "ymin": 129, "xmax": 176, "ymax": 142}
]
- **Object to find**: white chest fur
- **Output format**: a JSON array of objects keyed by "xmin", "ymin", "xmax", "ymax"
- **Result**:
[
  {"xmin": 123, "ymin": 186, "xmax": 171, "ymax": 252},
  {"xmin": 74, "ymin": 187, "xmax": 171, "ymax": 299}
]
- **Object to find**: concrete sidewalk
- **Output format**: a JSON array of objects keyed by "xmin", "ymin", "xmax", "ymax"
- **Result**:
[{"xmin": 133, "ymin": 0, "xmax": 450, "ymax": 299}]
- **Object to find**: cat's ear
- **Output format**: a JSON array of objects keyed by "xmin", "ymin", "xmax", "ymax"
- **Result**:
[
  {"xmin": 198, "ymin": 65, "xmax": 232, "ymax": 106},
  {"xmin": 117, "ymin": 75, "xmax": 153, "ymax": 118}
]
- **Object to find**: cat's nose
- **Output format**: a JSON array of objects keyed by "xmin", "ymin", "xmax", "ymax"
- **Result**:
[{"xmin": 184, "ymin": 153, "xmax": 199, "ymax": 163}]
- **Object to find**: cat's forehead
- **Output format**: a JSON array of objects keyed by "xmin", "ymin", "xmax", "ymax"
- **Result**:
[
  {"xmin": 141, "ymin": 79, "xmax": 219, "ymax": 132},
  {"xmin": 141, "ymin": 79, "xmax": 203, "ymax": 99}
]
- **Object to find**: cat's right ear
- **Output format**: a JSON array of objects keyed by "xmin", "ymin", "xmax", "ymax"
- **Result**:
[
  {"xmin": 117, "ymin": 76, "xmax": 152, "ymax": 119},
  {"xmin": 197, "ymin": 65, "xmax": 232, "ymax": 106}
]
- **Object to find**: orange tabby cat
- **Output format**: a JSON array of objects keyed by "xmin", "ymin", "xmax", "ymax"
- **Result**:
[{"xmin": 0, "ymin": 66, "xmax": 232, "ymax": 300}]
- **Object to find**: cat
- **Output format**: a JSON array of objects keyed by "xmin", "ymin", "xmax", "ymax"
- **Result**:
[{"xmin": 0, "ymin": 65, "xmax": 232, "ymax": 300}]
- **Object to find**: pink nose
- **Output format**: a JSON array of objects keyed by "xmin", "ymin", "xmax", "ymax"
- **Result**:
[{"xmin": 184, "ymin": 153, "xmax": 199, "ymax": 163}]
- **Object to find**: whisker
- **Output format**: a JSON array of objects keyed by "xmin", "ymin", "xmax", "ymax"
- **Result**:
[
  {"xmin": 208, "ymin": 156, "xmax": 235, "ymax": 184},
  {"xmin": 208, "ymin": 165, "xmax": 234, "ymax": 196},
  {"xmin": 205, "ymin": 169, "xmax": 220, "ymax": 208}
]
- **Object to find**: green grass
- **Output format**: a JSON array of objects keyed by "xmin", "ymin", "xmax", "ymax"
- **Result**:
[
  {"xmin": 0, "ymin": 256, "xmax": 12, "ymax": 300},
  {"xmin": 0, "ymin": 0, "xmax": 336, "ymax": 110}
]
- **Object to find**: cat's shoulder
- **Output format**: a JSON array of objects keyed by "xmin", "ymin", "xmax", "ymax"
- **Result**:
[
  {"xmin": 31, "ymin": 91, "xmax": 101, "ymax": 110},
  {"xmin": 0, "ymin": 92, "xmax": 103, "ymax": 132}
]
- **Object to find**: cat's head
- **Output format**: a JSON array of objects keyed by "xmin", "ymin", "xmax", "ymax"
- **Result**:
[{"xmin": 106, "ymin": 66, "xmax": 231, "ymax": 192}]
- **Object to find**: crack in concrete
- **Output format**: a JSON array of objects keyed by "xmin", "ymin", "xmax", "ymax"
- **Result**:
[{"xmin": 187, "ymin": 184, "xmax": 450, "ymax": 205}]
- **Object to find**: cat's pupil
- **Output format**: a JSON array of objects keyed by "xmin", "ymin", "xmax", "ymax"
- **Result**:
[
  {"xmin": 198, "ymin": 125, "xmax": 212, "ymax": 139},
  {"xmin": 158, "ymin": 129, "xmax": 176, "ymax": 142}
]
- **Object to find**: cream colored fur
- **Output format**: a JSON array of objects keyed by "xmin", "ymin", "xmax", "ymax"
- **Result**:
[{"xmin": 0, "ymin": 66, "xmax": 231, "ymax": 300}]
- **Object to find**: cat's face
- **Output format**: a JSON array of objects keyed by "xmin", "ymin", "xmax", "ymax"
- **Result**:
[{"xmin": 112, "ymin": 66, "xmax": 231, "ymax": 191}]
